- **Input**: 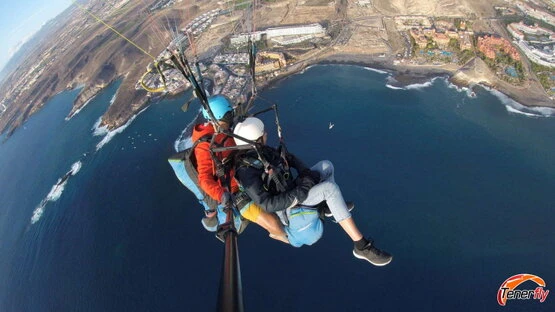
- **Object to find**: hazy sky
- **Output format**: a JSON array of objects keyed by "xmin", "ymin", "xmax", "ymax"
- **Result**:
[{"xmin": 0, "ymin": 0, "xmax": 72, "ymax": 73}]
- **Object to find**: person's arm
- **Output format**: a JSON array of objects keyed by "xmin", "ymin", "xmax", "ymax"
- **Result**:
[
  {"xmin": 287, "ymin": 152, "xmax": 320, "ymax": 183},
  {"xmin": 195, "ymin": 142, "xmax": 226, "ymax": 202},
  {"xmin": 236, "ymin": 166, "xmax": 314, "ymax": 213},
  {"xmin": 286, "ymin": 152, "xmax": 308, "ymax": 173}
]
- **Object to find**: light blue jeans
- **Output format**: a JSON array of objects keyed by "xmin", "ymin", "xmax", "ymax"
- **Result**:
[{"xmin": 300, "ymin": 160, "xmax": 351, "ymax": 222}]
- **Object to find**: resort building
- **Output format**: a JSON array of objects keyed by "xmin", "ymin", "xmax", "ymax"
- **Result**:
[
  {"xmin": 514, "ymin": 40, "xmax": 555, "ymax": 67},
  {"xmin": 409, "ymin": 28, "xmax": 429, "ymax": 48},
  {"xmin": 434, "ymin": 33, "xmax": 450, "ymax": 48},
  {"xmin": 507, "ymin": 22, "xmax": 555, "ymax": 43},
  {"xmin": 409, "ymin": 27, "xmax": 473, "ymax": 51},
  {"xmin": 255, "ymin": 52, "xmax": 287, "ymax": 73},
  {"xmin": 477, "ymin": 35, "xmax": 521, "ymax": 60}
]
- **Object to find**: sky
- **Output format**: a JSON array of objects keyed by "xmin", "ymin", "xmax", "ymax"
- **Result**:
[{"xmin": 0, "ymin": 0, "xmax": 72, "ymax": 73}]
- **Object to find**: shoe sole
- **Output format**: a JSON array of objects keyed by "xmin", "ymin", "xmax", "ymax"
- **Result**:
[{"xmin": 352, "ymin": 250, "xmax": 393, "ymax": 266}]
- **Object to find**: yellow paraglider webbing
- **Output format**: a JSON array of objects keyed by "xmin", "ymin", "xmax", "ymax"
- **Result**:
[
  {"xmin": 72, "ymin": 0, "xmax": 156, "ymax": 60},
  {"xmin": 139, "ymin": 63, "xmax": 168, "ymax": 93}
]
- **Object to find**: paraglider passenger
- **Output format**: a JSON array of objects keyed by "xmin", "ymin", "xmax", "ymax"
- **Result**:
[
  {"xmin": 193, "ymin": 96, "xmax": 288, "ymax": 243},
  {"xmin": 232, "ymin": 117, "xmax": 392, "ymax": 266}
]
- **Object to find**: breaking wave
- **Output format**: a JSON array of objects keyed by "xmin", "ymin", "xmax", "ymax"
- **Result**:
[
  {"xmin": 363, "ymin": 67, "xmax": 389, "ymax": 75},
  {"xmin": 405, "ymin": 77, "xmax": 441, "ymax": 90},
  {"xmin": 65, "ymin": 90, "xmax": 117, "ymax": 121},
  {"xmin": 65, "ymin": 97, "xmax": 93, "ymax": 121},
  {"xmin": 385, "ymin": 84, "xmax": 404, "ymax": 90},
  {"xmin": 299, "ymin": 64, "xmax": 316, "ymax": 75},
  {"xmin": 31, "ymin": 161, "xmax": 83, "ymax": 224},
  {"xmin": 485, "ymin": 87, "xmax": 555, "ymax": 118},
  {"xmin": 385, "ymin": 76, "xmax": 442, "ymax": 91},
  {"xmin": 447, "ymin": 82, "xmax": 477, "ymax": 98},
  {"xmin": 93, "ymin": 106, "xmax": 150, "ymax": 151}
]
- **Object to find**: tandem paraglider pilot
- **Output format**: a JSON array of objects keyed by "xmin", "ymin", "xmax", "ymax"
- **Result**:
[
  {"xmin": 232, "ymin": 117, "xmax": 393, "ymax": 266},
  {"xmin": 191, "ymin": 95, "xmax": 289, "ymax": 243}
]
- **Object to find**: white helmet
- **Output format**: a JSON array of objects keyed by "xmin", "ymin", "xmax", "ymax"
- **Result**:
[{"xmin": 233, "ymin": 117, "xmax": 265, "ymax": 145}]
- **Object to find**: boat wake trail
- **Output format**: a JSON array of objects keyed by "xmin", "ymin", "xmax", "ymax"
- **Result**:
[{"xmin": 31, "ymin": 161, "xmax": 82, "ymax": 224}]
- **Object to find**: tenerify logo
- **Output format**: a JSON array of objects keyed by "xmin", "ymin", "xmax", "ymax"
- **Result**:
[{"xmin": 497, "ymin": 274, "xmax": 549, "ymax": 306}]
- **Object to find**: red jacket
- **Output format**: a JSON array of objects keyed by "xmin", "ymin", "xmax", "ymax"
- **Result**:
[{"xmin": 192, "ymin": 123, "xmax": 239, "ymax": 202}]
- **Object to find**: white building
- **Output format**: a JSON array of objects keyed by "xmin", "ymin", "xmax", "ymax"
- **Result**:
[
  {"xmin": 515, "ymin": 40, "xmax": 555, "ymax": 67},
  {"xmin": 230, "ymin": 23, "xmax": 326, "ymax": 46},
  {"xmin": 265, "ymin": 24, "xmax": 325, "ymax": 37},
  {"xmin": 516, "ymin": 2, "xmax": 555, "ymax": 27}
]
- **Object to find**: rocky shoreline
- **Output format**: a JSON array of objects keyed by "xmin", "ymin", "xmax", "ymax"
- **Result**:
[
  {"xmin": 100, "ymin": 52, "xmax": 554, "ymax": 135},
  {"xmin": 266, "ymin": 53, "xmax": 554, "ymax": 109}
]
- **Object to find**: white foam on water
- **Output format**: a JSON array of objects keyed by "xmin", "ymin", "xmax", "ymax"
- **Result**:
[
  {"xmin": 174, "ymin": 110, "xmax": 203, "ymax": 152},
  {"xmin": 385, "ymin": 84, "xmax": 404, "ymax": 90},
  {"xmin": 505, "ymin": 105, "xmax": 538, "ymax": 117},
  {"xmin": 485, "ymin": 87, "xmax": 555, "ymax": 118},
  {"xmin": 363, "ymin": 67, "xmax": 389, "ymax": 75},
  {"xmin": 447, "ymin": 81, "xmax": 477, "ymax": 98},
  {"xmin": 299, "ymin": 64, "xmax": 316, "ymax": 75},
  {"xmin": 110, "ymin": 93, "xmax": 117, "ymax": 104},
  {"xmin": 95, "ymin": 106, "xmax": 150, "ymax": 151},
  {"xmin": 385, "ymin": 76, "xmax": 442, "ymax": 91},
  {"xmin": 31, "ymin": 201, "xmax": 46, "ymax": 224},
  {"xmin": 70, "ymin": 161, "xmax": 82, "ymax": 174},
  {"xmin": 384, "ymin": 76, "xmax": 405, "ymax": 90},
  {"xmin": 31, "ymin": 161, "xmax": 83, "ymax": 224},
  {"xmin": 65, "ymin": 97, "xmax": 93, "ymax": 121},
  {"xmin": 447, "ymin": 81, "xmax": 465, "ymax": 92},
  {"xmin": 65, "ymin": 91, "xmax": 117, "ymax": 121},
  {"xmin": 404, "ymin": 77, "xmax": 439, "ymax": 90},
  {"xmin": 46, "ymin": 179, "xmax": 68, "ymax": 202},
  {"xmin": 92, "ymin": 117, "xmax": 108, "ymax": 136}
]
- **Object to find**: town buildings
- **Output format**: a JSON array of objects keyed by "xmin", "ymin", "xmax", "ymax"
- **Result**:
[
  {"xmin": 507, "ymin": 22, "xmax": 555, "ymax": 68},
  {"xmin": 477, "ymin": 35, "xmax": 521, "ymax": 60}
]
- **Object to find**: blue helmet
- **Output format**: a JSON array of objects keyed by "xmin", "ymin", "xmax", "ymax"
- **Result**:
[{"xmin": 202, "ymin": 95, "xmax": 233, "ymax": 121}]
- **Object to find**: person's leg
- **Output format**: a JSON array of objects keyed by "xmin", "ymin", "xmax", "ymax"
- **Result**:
[
  {"xmin": 310, "ymin": 160, "xmax": 335, "ymax": 183},
  {"xmin": 338, "ymin": 217, "xmax": 363, "ymax": 241},
  {"xmin": 301, "ymin": 161, "xmax": 352, "ymax": 224},
  {"xmin": 241, "ymin": 202, "xmax": 289, "ymax": 244},
  {"xmin": 307, "ymin": 161, "xmax": 392, "ymax": 266}
]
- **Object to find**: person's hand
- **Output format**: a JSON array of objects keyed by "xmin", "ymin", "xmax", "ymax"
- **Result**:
[{"xmin": 221, "ymin": 192, "xmax": 234, "ymax": 209}]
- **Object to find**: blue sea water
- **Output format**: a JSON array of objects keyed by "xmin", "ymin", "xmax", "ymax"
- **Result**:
[{"xmin": 1, "ymin": 65, "xmax": 554, "ymax": 311}]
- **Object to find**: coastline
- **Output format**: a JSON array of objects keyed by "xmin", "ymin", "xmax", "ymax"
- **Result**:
[
  {"xmin": 256, "ymin": 53, "xmax": 553, "ymax": 110},
  {"xmin": 2, "ymin": 53, "xmax": 553, "ymax": 141}
]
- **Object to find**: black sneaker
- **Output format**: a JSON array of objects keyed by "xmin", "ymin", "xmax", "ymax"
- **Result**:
[
  {"xmin": 324, "ymin": 201, "xmax": 355, "ymax": 218},
  {"xmin": 353, "ymin": 240, "xmax": 393, "ymax": 266}
]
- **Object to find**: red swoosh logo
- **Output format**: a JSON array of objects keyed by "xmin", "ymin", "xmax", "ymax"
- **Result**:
[{"xmin": 497, "ymin": 274, "xmax": 546, "ymax": 306}]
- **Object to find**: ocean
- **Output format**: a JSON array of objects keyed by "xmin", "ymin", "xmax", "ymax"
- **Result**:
[{"xmin": 0, "ymin": 65, "xmax": 554, "ymax": 311}]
